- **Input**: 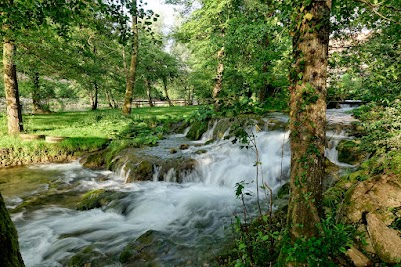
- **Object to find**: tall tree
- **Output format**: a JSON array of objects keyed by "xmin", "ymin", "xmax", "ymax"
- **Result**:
[
  {"xmin": 285, "ymin": 0, "xmax": 331, "ymax": 262},
  {"xmin": 122, "ymin": 0, "xmax": 139, "ymax": 114},
  {"xmin": 1, "ymin": 0, "xmax": 87, "ymax": 134}
]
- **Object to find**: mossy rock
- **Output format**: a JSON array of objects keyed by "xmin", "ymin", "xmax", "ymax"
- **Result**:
[
  {"xmin": 276, "ymin": 182, "xmax": 290, "ymax": 200},
  {"xmin": 77, "ymin": 189, "xmax": 126, "ymax": 211},
  {"xmin": 337, "ymin": 140, "xmax": 364, "ymax": 165},
  {"xmin": 119, "ymin": 230, "xmax": 173, "ymax": 266},
  {"xmin": 186, "ymin": 121, "xmax": 209, "ymax": 140},
  {"xmin": 67, "ymin": 245, "xmax": 114, "ymax": 267},
  {"xmin": 79, "ymin": 150, "xmax": 107, "ymax": 169}
]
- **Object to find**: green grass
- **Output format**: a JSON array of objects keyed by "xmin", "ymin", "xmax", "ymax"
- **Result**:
[{"xmin": 0, "ymin": 106, "xmax": 198, "ymax": 165}]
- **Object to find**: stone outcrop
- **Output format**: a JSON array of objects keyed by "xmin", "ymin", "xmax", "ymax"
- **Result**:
[
  {"xmin": 346, "ymin": 174, "xmax": 401, "ymax": 264},
  {"xmin": 347, "ymin": 175, "xmax": 401, "ymax": 224},
  {"xmin": 347, "ymin": 247, "xmax": 371, "ymax": 267},
  {"xmin": 366, "ymin": 213, "xmax": 401, "ymax": 264}
]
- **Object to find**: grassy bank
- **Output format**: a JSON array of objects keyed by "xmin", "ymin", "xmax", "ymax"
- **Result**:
[{"xmin": 0, "ymin": 106, "xmax": 198, "ymax": 167}]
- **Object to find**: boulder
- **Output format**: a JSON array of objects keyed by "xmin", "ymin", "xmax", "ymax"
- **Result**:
[
  {"xmin": 346, "ymin": 175, "xmax": 401, "ymax": 224},
  {"xmin": 346, "ymin": 247, "xmax": 371, "ymax": 267},
  {"xmin": 366, "ymin": 213, "xmax": 401, "ymax": 264}
]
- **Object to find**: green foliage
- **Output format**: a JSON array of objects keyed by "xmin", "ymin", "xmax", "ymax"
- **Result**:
[
  {"xmin": 355, "ymin": 101, "xmax": 401, "ymax": 157},
  {"xmin": 280, "ymin": 216, "xmax": 355, "ymax": 266}
]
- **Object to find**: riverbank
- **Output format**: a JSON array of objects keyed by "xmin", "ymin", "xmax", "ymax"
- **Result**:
[{"xmin": 0, "ymin": 106, "xmax": 198, "ymax": 168}]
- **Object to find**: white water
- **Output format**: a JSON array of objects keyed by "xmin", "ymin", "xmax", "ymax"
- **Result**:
[
  {"xmin": 2, "ymin": 109, "xmax": 357, "ymax": 266},
  {"xmin": 6, "ymin": 128, "xmax": 291, "ymax": 267}
]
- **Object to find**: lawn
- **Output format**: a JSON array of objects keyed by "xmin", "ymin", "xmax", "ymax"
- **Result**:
[{"xmin": 0, "ymin": 106, "xmax": 199, "ymax": 166}]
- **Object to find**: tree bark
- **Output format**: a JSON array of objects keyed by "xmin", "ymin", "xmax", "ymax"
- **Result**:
[
  {"xmin": 212, "ymin": 47, "xmax": 224, "ymax": 110},
  {"xmin": 91, "ymin": 81, "xmax": 99, "ymax": 111},
  {"xmin": 162, "ymin": 77, "xmax": 173, "ymax": 106},
  {"xmin": 145, "ymin": 78, "xmax": 154, "ymax": 107},
  {"xmin": 31, "ymin": 72, "xmax": 47, "ymax": 114},
  {"xmin": 0, "ymin": 193, "xmax": 25, "ymax": 267},
  {"xmin": 122, "ymin": 0, "xmax": 139, "ymax": 114},
  {"xmin": 3, "ymin": 38, "xmax": 23, "ymax": 134},
  {"xmin": 286, "ymin": 0, "xmax": 331, "ymax": 251}
]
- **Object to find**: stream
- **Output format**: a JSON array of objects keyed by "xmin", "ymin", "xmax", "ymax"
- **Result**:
[{"xmin": 0, "ymin": 109, "xmax": 356, "ymax": 267}]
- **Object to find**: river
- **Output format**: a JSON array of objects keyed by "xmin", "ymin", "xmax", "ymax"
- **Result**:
[{"xmin": 0, "ymin": 109, "xmax": 355, "ymax": 266}]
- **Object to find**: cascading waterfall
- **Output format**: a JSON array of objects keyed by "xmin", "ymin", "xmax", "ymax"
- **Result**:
[{"xmin": 0, "ymin": 109, "xmax": 357, "ymax": 266}]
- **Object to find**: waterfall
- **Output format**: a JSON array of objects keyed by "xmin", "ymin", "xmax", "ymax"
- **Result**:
[{"xmin": 1, "ymin": 112, "xmax": 358, "ymax": 266}]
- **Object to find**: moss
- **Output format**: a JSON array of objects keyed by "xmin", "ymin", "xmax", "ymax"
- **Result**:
[
  {"xmin": 77, "ymin": 189, "xmax": 124, "ymax": 211},
  {"xmin": 0, "ymin": 193, "xmax": 25, "ymax": 267},
  {"xmin": 186, "ymin": 121, "xmax": 209, "ymax": 140},
  {"xmin": 337, "ymin": 140, "xmax": 362, "ymax": 165}
]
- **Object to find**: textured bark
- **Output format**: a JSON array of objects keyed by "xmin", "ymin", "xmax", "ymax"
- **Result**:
[
  {"xmin": 3, "ymin": 39, "xmax": 23, "ymax": 134},
  {"xmin": 212, "ymin": 47, "xmax": 224, "ymax": 110},
  {"xmin": 286, "ymin": 0, "xmax": 331, "ymax": 244},
  {"xmin": 122, "ymin": 0, "xmax": 139, "ymax": 114},
  {"xmin": 0, "ymin": 193, "xmax": 25, "ymax": 267}
]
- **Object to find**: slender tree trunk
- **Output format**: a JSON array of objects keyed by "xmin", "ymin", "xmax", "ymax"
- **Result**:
[
  {"xmin": 105, "ymin": 89, "xmax": 116, "ymax": 109},
  {"xmin": 91, "ymin": 82, "xmax": 98, "ymax": 110},
  {"xmin": 162, "ymin": 77, "xmax": 173, "ymax": 106},
  {"xmin": 145, "ymin": 79, "xmax": 154, "ymax": 107},
  {"xmin": 212, "ymin": 47, "xmax": 224, "ymax": 110},
  {"xmin": 0, "ymin": 193, "xmax": 25, "ymax": 267},
  {"xmin": 31, "ymin": 72, "xmax": 48, "ymax": 113},
  {"xmin": 122, "ymin": 0, "xmax": 139, "ymax": 114},
  {"xmin": 3, "ymin": 38, "xmax": 23, "ymax": 134},
  {"xmin": 285, "ymin": 0, "xmax": 331, "ymax": 259}
]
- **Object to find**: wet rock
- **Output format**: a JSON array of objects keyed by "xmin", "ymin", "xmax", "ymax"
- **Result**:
[
  {"xmin": 186, "ymin": 121, "xmax": 209, "ymax": 140},
  {"xmin": 179, "ymin": 144, "xmax": 189, "ymax": 150},
  {"xmin": 67, "ymin": 245, "xmax": 114, "ymax": 267},
  {"xmin": 112, "ymin": 149, "xmax": 197, "ymax": 183},
  {"xmin": 346, "ymin": 247, "xmax": 371, "ymax": 267},
  {"xmin": 79, "ymin": 150, "xmax": 106, "ymax": 169},
  {"xmin": 337, "ymin": 140, "xmax": 365, "ymax": 165},
  {"xmin": 367, "ymin": 213, "xmax": 401, "ymax": 264},
  {"xmin": 119, "ymin": 230, "xmax": 174, "ymax": 266},
  {"xmin": 170, "ymin": 148, "xmax": 177, "ymax": 154},
  {"xmin": 77, "ymin": 189, "xmax": 127, "ymax": 211}
]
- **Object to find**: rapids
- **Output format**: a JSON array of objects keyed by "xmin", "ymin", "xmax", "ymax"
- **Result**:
[{"xmin": 0, "ymin": 109, "xmax": 355, "ymax": 266}]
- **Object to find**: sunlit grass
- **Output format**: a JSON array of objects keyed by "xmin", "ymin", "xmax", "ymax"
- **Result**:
[{"xmin": 0, "ymin": 106, "xmax": 199, "ymax": 164}]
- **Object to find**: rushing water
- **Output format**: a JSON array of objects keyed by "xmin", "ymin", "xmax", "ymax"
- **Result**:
[{"xmin": 0, "ymin": 109, "xmax": 355, "ymax": 266}]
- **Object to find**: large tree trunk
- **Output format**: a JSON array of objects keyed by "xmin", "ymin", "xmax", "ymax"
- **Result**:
[
  {"xmin": 0, "ymin": 193, "xmax": 25, "ymax": 267},
  {"xmin": 122, "ymin": 0, "xmax": 139, "ymax": 114},
  {"xmin": 212, "ymin": 47, "xmax": 224, "ymax": 110},
  {"xmin": 3, "ymin": 39, "xmax": 23, "ymax": 135},
  {"xmin": 162, "ymin": 77, "xmax": 173, "ymax": 107},
  {"xmin": 286, "ymin": 0, "xmax": 331, "ymax": 251}
]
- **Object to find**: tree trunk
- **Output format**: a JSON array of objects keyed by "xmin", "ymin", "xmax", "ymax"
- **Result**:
[
  {"xmin": 3, "ymin": 39, "xmax": 23, "ymax": 135},
  {"xmin": 31, "ymin": 72, "xmax": 47, "ymax": 113},
  {"xmin": 212, "ymin": 47, "xmax": 224, "ymax": 111},
  {"xmin": 285, "ymin": 0, "xmax": 331, "ymax": 254},
  {"xmin": 122, "ymin": 0, "xmax": 139, "ymax": 114},
  {"xmin": 145, "ymin": 79, "xmax": 154, "ymax": 107},
  {"xmin": 105, "ymin": 89, "xmax": 117, "ymax": 109},
  {"xmin": 0, "ymin": 193, "xmax": 25, "ymax": 267},
  {"xmin": 91, "ymin": 82, "xmax": 98, "ymax": 110},
  {"xmin": 162, "ymin": 77, "xmax": 173, "ymax": 106}
]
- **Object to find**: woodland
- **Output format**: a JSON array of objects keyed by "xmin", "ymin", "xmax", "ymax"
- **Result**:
[{"xmin": 1, "ymin": 0, "xmax": 401, "ymax": 266}]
